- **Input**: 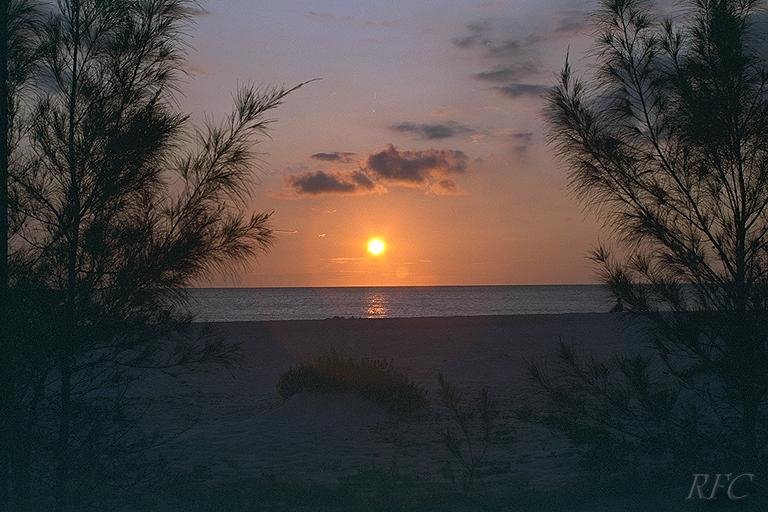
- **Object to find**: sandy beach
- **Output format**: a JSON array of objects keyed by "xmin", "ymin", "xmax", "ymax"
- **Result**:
[{"xmin": 149, "ymin": 313, "xmax": 648, "ymax": 491}]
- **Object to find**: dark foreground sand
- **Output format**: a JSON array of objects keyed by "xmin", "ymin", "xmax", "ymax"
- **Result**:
[{"xmin": 149, "ymin": 314, "xmax": 649, "ymax": 491}]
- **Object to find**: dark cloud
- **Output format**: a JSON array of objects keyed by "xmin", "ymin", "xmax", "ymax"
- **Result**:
[
  {"xmin": 473, "ymin": 63, "xmax": 538, "ymax": 83},
  {"xmin": 436, "ymin": 179, "xmax": 460, "ymax": 195},
  {"xmin": 486, "ymin": 35, "xmax": 541, "ymax": 58},
  {"xmin": 493, "ymin": 83, "xmax": 548, "ymax": 98},
  {"xmin": 451, "ymin": 20, "xmax": 492, "ymax": 48},
  {"xmin": 390, "ymin": 121, "xmax": 475, "ymax": 140},
  {"xmin": 452, "ymin": 20, "xmax": 540, "ymax": 58},
  {"xmin": 365, "ymin": 145, "xmax": 468, "ymax": 184},
  {"xmin": 486, "ymin": 129, "xmax": 535, "ymax": 153},
  {"xmin": 286, "ymin": 145, "xmax": 472, "ymax": 196},
  {"xmin": 510, "ymin": 131, "xmax": 534, "ymax": 143},
  {"xmin": 453, "ymin": 19, "xmax": 549, "ymax": 100},
  {"xmin": 287, "ymin": 170, "xmax": 375, "ymax": 195},
  {"xmin": 310, "ymin": 152, "xmax": 357, "ymax": 163},
  {"xmin": 511, "ymin": 132, "xmax": 535, "ymax": 156},
  {"xmin": 351, "ymin": 170, "xmax": 376, "ymax": 188}
]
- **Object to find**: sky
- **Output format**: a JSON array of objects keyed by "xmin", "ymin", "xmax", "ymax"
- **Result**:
[{"xmin": 182, "ymin": 0, "xmax": 608, "ymax": 287}]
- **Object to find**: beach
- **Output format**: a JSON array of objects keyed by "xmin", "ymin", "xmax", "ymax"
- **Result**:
[{"xmin": 150, "ymin": 313, "xmax": 647, "ymax": 491}]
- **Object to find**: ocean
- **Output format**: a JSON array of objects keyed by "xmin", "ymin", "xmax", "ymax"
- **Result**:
[{"xmin": 187, "ymin": 285, "xmax": 615, "ymax": 322}]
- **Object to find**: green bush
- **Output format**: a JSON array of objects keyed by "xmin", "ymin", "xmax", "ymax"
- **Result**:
[{"xmin": 277, "ymin": 352, "xmax": 428, "ymax": 415}]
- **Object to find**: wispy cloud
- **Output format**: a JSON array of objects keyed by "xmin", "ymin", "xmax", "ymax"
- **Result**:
[
  {"xmin": 453, "ymin": 18, "xmax": 554, "ymax": 101},
  {"xmin": 435, "ymin": 179, "xmax": 463, "ymax": 195},
  {"xmin": 477, "ymin": 129, "xmax": 535, "ymax": 156},
  {"xmin": 310, "ymin": 152, "xmax": 357, "ymax": 163},
  {"xmin": 553, "ymin": 10, "xmax": 589, "ymax": 36},
  {"xmin": 452, "ymin": 20, "xmax": 540, "ymax": 58},
  {"xmin": 473, "ymin": 63, "xmax": 537, "ymax": 83},
  {"xmin": 390, "ymin": 121, "xmax": 476, "ymax": 140},
  {"xmin": 493, "ymin": 83, "xmax": 548, "ymax": 98}
]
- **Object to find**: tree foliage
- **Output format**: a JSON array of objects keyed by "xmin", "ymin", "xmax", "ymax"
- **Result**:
[
  {"xmin": 3, "ymin": 1, "xmax": 307, "ymax": 509},
  {"xmin": 538, "ymin": 0, "xmax": 768, "ymax": 467}
]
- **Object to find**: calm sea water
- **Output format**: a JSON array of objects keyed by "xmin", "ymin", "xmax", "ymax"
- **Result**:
[{"xmin": 187, "ymin": 285, "xmax": 614, "ymax": 322}]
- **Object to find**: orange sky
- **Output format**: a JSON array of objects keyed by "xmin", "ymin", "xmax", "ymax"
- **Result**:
[{"xmin": 182, "ymin": 0, "xmax": 606, "ymax": 287}]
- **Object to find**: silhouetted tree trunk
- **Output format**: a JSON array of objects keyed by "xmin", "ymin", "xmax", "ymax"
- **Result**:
[{"xmin": 55, "ymin": 0, "xmax": 80, "ymax": 508}]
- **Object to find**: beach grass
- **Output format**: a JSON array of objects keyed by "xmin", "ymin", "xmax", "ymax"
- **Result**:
[{"xmin": 277, "ymin": 351, "xmax": 428, "ymax": 415}]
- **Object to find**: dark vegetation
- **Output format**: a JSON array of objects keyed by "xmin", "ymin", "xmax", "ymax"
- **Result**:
[
  {"xmin": 277, "ymin": 351, "xmax": 429, "ymax": 415},
  {"xmin": 529, "ymin": 0, "xmax": 768, "ymax": 485},
  {"xmin": 75, "ymin": 464, "xmax": 768, "ymax": 512},
  {"xmin": 0, "ymin": 0, "xmax": 308, "ymax": 509},
  {"xmin": 435, "ymin": 373, "xmax": 500, "ymax": 494}
]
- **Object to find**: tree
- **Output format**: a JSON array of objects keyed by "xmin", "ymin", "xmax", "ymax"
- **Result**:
[
  {"xmin": 540, "ymin": 0, "xmax": 768, "ymax": 467},
  {"xmin": 6, "ymin": 0, "xmax": 309, "ymax": 509},
  {"xmin": 1, "ymin": 0, "xmax": 8, "ymax": 505},
  {"xmin": 1, "ymin": 1, "xmax": 41, "ymax": 509}
]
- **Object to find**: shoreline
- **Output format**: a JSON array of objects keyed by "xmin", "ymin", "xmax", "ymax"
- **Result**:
[{"xmin": 192, "ymin": 311, "xmax": 622, "ymax": 324}]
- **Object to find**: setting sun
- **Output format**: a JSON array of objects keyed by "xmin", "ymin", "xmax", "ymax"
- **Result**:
[{"xmin": 367, "ymin": 238, "xmax": 387, "ymax": 256}]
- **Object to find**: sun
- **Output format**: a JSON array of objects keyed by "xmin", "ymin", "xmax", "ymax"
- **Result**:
[{"xmin": 367, "ymin": 237, "xmax": 387, "ymax": 256}]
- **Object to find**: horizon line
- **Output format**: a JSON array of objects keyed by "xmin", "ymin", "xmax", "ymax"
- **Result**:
[{"xmin": 187, "ymin": 283, "xmax": 604, "ymax": 290}]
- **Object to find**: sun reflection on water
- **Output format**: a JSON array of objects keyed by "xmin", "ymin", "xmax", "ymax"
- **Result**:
[{"xmin": 364, "ymin": 292, "xmax": 388, "ymax": 317}]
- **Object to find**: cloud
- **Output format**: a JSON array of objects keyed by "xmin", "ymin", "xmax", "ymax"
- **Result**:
[
  {"xmin": 473, "ymin": 63, "xmax": 538, "ymax": 82},
  {"xmin": 493, "ymin": 83, "xmax": 548, "ymax": 98},
  {"xmin": 554, "ymin": 11, "xmax": 589, "ymax": 35},
  {"xmin": 310, "ymin": 152, "xmax": 357, "ymax": 163},
  {"xmin": 453, "ymin": 18, "xmax": 558, "ymax": 101},
  {"xmin": 511, "ymin": 132, "xmax": 534, "ymax": 156},
  {"xmin": 390, "ymin": 121, "xmax": 475, "ymax": 140},
  {"xmin": 435, "ymin": 179, "xmax": 462, "ymax": 195},
  {"xmin": 451, "ymin": 20, "xmax": 492, "ymax": 48},
  {"xmin": 365, "ymin": 145, "xmax": 468, "ymax": 184},
  {"xmin": 485, "ymin": 35, "xmax": 541, "ymax": 58},
  {"xmin": 509, "ymin": 131, "xmax": 534, "ymax": 143},
  {"xmin": 493, "ymin": 129, "xmax": 535, "ymax": 154},
  {"xmin": 452, "ymin": 20, "xmax": 540, "ymax": 58},
  {"xmin": 286, "ymin": 170, "xmax": 376, "ymax": 195},
  {"xmin": 285, "ymin": 145, "xmax": 472, "ymax": 196}
]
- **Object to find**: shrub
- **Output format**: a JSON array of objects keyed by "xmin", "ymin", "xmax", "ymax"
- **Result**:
[
  {"xmin": 435, "ymin": 373, "xmax": 499, "ymax": 494},
  {"xmin": 276, "ymin": 352, "xmax": 428, "ymax": 415}
]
